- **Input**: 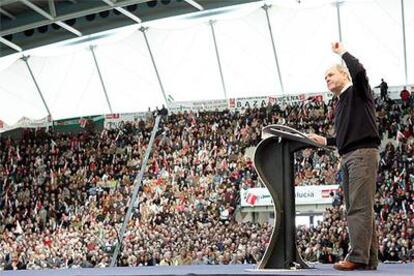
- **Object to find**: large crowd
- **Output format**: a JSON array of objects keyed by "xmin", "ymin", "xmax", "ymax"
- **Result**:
[{"xmin": 0, "ymin": 91, "xmax": 413, "ymax": 270}]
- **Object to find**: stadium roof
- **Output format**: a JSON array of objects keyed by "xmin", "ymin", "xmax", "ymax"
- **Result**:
[
  {"xmin": 0, "ymin": 0, "xmax": 258, "ymax": 57},
  {"xmin": 0, "ymin": 0, "xmax": 413, "ymax": 125}
]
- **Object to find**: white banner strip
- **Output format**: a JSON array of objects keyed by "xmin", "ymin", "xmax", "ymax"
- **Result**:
[{"xmin": 240, "ymin": 185, "xmax": 339, "ymax": 207}]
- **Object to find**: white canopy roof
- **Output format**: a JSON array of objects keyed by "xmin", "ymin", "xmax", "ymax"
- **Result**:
[{"xmin": 0, "ymin": 0, "xmax": 413, "ymax": 125}]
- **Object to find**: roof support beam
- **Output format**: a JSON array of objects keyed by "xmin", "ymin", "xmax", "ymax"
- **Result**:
[
  {"xmin": 89, "ymin": 45, "xmax": 113, "ymax": 114},
  {"xmin": 0, "ymin": 0, "xmax": 150, "ymax": 37},
  {"xmin": 336, "ymin": 1, "xmax": 343, "ymax": 42},
  {"xmin": 48, "ymin": 0, "xmax": 56, "ymax": 17},
  {"xmin": 209, "ymin": 20, "xmax": 227, "ymax": 99},
  {"xmin": 55, "ymin": 22, "xmax": 82, "ymax": 36},
  {"xmin": 21, "ymin": 55, "xmax": 53, "ymax": 119},
  {"xmin": 140, "ymin": 26, "xmax": 169, "ymax": 107},
  {"xmin": 19, "ymin": 0, "xmax": 82, "ymax": 37},
  {"xmin": 0, "ymin": 0, "xmax": 22, "ymax": 5},
  {"xmin": 0, "ymin": 36, "xmax": 22, "ymax": 52},
  {"xmin": 0, "ymin": 7, "xmax": 16, "ymax": 20},
  {"xmin": 262, "ymin": 4, "xmax": 284, "ymax": 94},
  {"xmin": 184, "ymin": 0, "xmax": 204, "ymax": 11},
  {"xmin": 401, "ymin": 0, "xmax": 408, "ymax": 85},
  {"xmin": 101, "ymin": 0, "xmax": 142, "ymax": 23}
]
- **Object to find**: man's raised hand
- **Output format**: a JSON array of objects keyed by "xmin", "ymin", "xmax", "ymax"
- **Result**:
[{"xmin": 331, "ymin": 42, "xmax": 345, "ymax": 55}]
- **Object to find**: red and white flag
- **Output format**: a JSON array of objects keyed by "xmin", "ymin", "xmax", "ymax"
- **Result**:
[
  {"xmin": 79, "ymin": 118, "xmax": 88, "ymax": 128},
  {"xmin": 16, "ymin": 146, "xmax": 21, "ymax": 161},
  {"xmin": 245, "ymin": 193, "xmax": 257, "ymax": 205},
  {"xmin": 106, "ymin": 113, "xmax": 120, "ymax": 119},
  {"xmin": 396, "ymin": 130, "xmax": 405, "ymax": 142}
]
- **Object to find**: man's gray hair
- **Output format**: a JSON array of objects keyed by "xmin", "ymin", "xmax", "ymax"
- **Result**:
[{"xmin": 333, "ymin": 64, "xmax": 351, "ymax": 81}]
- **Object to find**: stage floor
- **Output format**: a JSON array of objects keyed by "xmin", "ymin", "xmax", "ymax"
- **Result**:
[{"xmin": 1, "ymin": 264, "xmax": 413, "ymax": 276}]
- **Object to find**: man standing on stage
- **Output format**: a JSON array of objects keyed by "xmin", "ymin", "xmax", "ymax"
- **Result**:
[{"xmin": 308, "ymin": 42, "xmax": 381, "ymax": 271}]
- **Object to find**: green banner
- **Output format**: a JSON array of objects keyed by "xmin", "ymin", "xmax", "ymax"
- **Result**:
[{"xmin": 53, "ymin": 115, "xmax": 104, "ymax": 131}]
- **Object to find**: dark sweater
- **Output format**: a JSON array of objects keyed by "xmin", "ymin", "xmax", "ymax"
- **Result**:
[{"xmin": 326, "ymin": 52, "xmax": 380, "ymax": 155}]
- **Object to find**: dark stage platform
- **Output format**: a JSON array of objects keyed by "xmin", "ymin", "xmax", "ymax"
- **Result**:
[{"xmin": 1, "ymin": 264, "xmax": 413, "ymax": 276}]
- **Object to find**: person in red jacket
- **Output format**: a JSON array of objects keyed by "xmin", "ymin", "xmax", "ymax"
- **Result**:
[{"xmin": 400, "ymin": 87, "xmax": 410, "ymax": 103}]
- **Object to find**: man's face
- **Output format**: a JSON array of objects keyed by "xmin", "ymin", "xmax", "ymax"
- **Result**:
[{"xmin": 325, "ymin": 67, "xmax": 347, "ymax": 95}]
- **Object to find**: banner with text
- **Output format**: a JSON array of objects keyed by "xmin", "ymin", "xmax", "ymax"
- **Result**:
[
  {"xmin": 228, "ymin": 92, "xmax": 329, "ymax": 110},
  {"xmin": 104, "ymin": 112, "xmax": 147, "ymax": 129},
  {"xmin": 0, "ymin": 116, "xmax": 52, "ymax": 133},
  {"xmin": 169, "ymin": 99, "xmax": 228, "ymax": 113},
  {"xmin": 54, "ymin": 115, "xmax": 104, "ymax": 130},
  {"xmin": 240, "ymin": 185, "xmax": 339, "ymax": 207}
]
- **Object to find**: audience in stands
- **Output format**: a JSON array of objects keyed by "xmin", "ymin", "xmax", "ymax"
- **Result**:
[{"xmin": 0, "ymin": 93, "xmax": 412, "ymax": 270}]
